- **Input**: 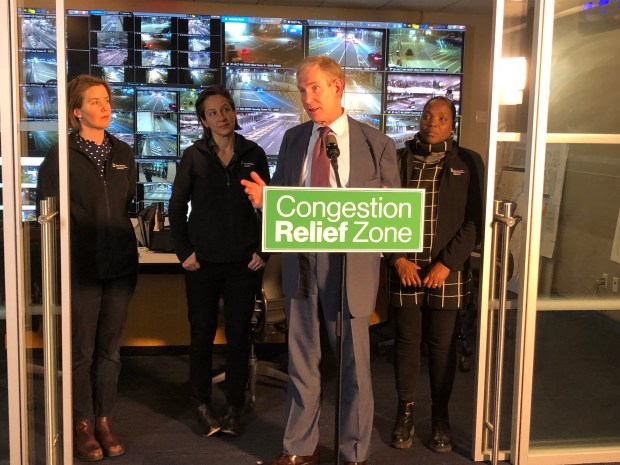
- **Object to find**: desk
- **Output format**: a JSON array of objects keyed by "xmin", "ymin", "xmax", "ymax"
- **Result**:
[
  {"xmin": 122, "ymin": 249, "xmax": 190, "ymax": 347},
  {"xmin": 124, "ymin": 249, "xmax": 241, "ymax": 347},
  {"xmin": 137, "ymin": 248, "xmax": 179, "ymax": 265},
  {"xmin": 123, "ymin": 249, "xmax": 389, "ymax": 346}
]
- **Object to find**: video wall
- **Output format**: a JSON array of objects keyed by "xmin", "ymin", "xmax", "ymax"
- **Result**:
[{"xmin": 17, "ymin": 7, "xmax": 466, "ymax": 217}]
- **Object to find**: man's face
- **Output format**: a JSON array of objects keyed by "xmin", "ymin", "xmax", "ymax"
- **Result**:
[{"xmin": 296, "ymin": 64, "xmax": 344, "ymax": 126}]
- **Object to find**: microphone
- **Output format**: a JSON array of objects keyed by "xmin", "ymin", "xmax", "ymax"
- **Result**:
[
  {"xmin": 325, "ymin": 131, "xmax": 340, "ymax": 162},
  {"xmin": 325, "ymin": 131, "xmax": 342, "ymax": 188}
]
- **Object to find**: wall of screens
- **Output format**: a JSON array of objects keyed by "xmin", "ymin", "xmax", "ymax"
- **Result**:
[{"xmin": 16, "ymin": 7, "xmax": 466, "ymax": 216}]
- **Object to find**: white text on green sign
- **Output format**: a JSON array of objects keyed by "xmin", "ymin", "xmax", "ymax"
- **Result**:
[{"xmin": 262, "ymin": 187, "xmax": 424, "ymax": 252}]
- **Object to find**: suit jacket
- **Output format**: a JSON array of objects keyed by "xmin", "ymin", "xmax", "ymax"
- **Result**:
[{"xmin": 271, "ymin": 116, "xmax": 400, "ymax": 317}]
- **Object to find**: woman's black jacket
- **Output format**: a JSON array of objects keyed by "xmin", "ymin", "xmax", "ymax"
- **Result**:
[
  {"xmin": 387, "ymin": 139, "xmax": 485, "ymax": 272},
  {"xmin": 37, "ymin": 131, "xmax": 138, "ymax": 279},
  {"xmin": 168, "ymin": 133, "xmax": 270, "ymax": 264}
]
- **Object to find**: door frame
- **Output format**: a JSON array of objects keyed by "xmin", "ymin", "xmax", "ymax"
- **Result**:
[
  {"xmin": 1, "ymin": 0, "xmax": 73, "ymax": 463},
  {"xmin": 474, "ymin": 1, "xmax": 620, "ymax": 464}
]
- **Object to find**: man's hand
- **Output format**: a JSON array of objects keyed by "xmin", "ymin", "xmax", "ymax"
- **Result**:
[
  {"xmin": 240, "ymin": 171, "xmax": 266, "ymax": 209},
  {"xmin": 248, "ymin": 252, "xmax": 265, "ymax": 271}
]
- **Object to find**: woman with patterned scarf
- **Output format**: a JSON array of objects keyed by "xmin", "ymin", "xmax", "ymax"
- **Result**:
[{"xmin": 386, "ymin": 96, "xmax": 485, "ymax": 453}]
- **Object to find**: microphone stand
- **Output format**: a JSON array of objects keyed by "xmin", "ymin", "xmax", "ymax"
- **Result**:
[{"xmin": 328, "ymin": 149, "xmax": 344, "ymax": 465}]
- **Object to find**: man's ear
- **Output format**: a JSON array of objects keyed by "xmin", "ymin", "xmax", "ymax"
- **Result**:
[{"xmin": 333, "ymin": 78, "xmax": 344, "ymax": 96}]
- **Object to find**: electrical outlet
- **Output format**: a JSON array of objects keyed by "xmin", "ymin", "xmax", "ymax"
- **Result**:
[
  {"xmin": 602, "ymin": 273, "xmax": 609, "ymax": 288},
  {"xmin": 613, "ymin": 277, "xmax": 619, "ymax": 293}
]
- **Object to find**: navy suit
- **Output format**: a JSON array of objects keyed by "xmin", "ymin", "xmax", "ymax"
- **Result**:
[{"xmin": 270, "ymin": 116, "xmax": 399, "ymax": 461}]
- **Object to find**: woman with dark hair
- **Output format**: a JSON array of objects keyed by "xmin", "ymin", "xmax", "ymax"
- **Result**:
[
  {"xmin": 37, "ymin": 74, "xmax": 138, "ymax": 461},
  {"xmin": 168, "ymin": 85, "xmax": 270, "ymax": 437},
  {"xmin": 387, "ymin": 96, "xmax": 484, "ymax": 453}
]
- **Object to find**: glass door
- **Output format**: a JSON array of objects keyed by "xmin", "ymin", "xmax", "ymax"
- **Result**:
[
  {"xmin": 1, "ymin": 0, "xmax": 72, "ymax": 463},
  {"xmin": 519, "ymin": 0, "xmax": 620, "ymax": 463},
  {"xmin": 475, "ymin": 0, "xmax": 620, "ymax": 464}
]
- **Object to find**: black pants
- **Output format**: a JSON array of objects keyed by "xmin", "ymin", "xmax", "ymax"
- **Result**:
[
  {"xmin": 71, "ymin": 273, "xmax": 137, "ymax": 421},
  {"xmin": 185, "ymin": 260, "xmax": 259, "ymax": 409},
  {"xmin": 393, "ymin": 305, "xmax": 459, "ymax": 407}
]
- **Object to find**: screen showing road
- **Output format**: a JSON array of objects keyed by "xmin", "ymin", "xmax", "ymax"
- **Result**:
[{"xmin": 15, "ymin": 6, "xmax": 465, "ymax": 217}]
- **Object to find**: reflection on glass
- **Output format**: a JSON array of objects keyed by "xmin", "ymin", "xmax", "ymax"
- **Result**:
[
  {"xmin": 497, "ymin": 2, "xmax": 533, "ymax": 134},
  {"xmin": 538, "ymin": 144, "xmax": 620, "ymax": 298},
  {"xmin": 548, "ymin": 0, "xmax": 620, "ymax": 134},
  {"xmin": 531, "ymin": 311, "xmax": 620, "ymax": 448}
]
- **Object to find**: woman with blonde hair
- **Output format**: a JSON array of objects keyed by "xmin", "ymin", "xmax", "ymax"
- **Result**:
[{"xmin": 38, "ymin": 74, "xmax": 138, "ymax": 461}]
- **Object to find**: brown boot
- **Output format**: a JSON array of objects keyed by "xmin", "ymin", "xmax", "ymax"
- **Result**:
[
  {"xmin": 95, "ymin": 416, "xmax": 125, "ymax": 457},
  {"xmin": 74, "ymin": 419, "xmax": 103, "ymax": 462}
]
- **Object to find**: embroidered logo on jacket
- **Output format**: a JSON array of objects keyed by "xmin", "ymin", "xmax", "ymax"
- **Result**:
[
  {"xmin": 450, "ymin": 168, "xmax": 465, "ymax": 176},
  {"xmin": 112, "ymin": 163, "xmax": 128, "ymax": 170},
  {"xmin": 241, "ymin": 162, "xmax": 255, "ymax": 168}
]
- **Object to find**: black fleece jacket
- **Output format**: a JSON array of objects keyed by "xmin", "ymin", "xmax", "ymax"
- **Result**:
[
  {"xmin": 168, "ymin": 133, "xmax": 270, "ymax": 264},
  {"xmin": 37, "ymin": 131, "xmax": 138, "ymax": 279},
  {"xmin": 387, "ymin": 139, "xmax": 485, "ymax": 271}
]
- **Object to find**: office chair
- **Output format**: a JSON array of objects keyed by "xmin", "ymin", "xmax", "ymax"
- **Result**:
[
  {"xmin": 212, "ymin": 253, "xmax": 288, "ymax": 411},
  {"xmin": 246, "ymin": 253, "xmax": 288, "ymax": 410},
  {"xmin": 456, "ymin": 258, "xmax": 479, "ymax": 372},
  {"xmin": 457, "ymin": 248, "xmax": 515, "ymax": 372}
]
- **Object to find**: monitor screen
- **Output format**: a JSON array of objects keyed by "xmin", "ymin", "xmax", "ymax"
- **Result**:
[
  {"xmin": 21, "ymin": 50, "xmax": 57, "ymax": 84},
  {"xmin": 385, "ymin": 72, "xmax": 461, "ymax": 114},
  {"xmin": 223, "ymin": 18, "xmax": 304, "ymax": 68},
  {"xmin": 307, "ymin": 26, "xmax": 385, "ymax": 71},
  {"xmin": 387, "ymin": 26, "xmax": 465, "ymax": 73},
  {"xmin": 21, "ymin": 84, "xmax": 58, "ymax": 121},
  {"xmin": 26, "ymin": 131, "xmax": 59, "ymax": 157},
  {"xmin": 110, "ymin": 86, "xmax": 135, "ymax": 111},
  {"xmin": 19, "ymin": 9, "xmax": 466, "ymax": 215},
  {"xmin": 19, "ymin": 12, "xmax": 57, "ymax": 50},
  {"xmin": 225, "ymin": 68, "xmax": 301, "ymax": 113},
  {"xmin": 137, "ymin": 133, "xmax": 179, "ymax": 158},
  {"xmin": 237, "ymin": 111, "xmax": 301, "ymax": 156}
]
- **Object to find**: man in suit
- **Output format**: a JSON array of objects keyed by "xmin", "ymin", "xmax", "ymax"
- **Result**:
[{"xmin": 242, "ymin": 56, "xmax": 399, "ymax": 465}]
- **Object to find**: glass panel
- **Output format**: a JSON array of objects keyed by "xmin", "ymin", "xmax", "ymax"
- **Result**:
[
  {"xmin": 18, "ymin": 0, "xmax": 64, "ymax": 462},
  {"xmin": 485, "ymin": 305, "xmax": 519, "ymax": 452},
  {"xmin": 1, "ymin": 59, "xmax": 7, "ymax": 465},
  {"xmin": 531, "ymin": 310, "xmax": 620, "ymax": 448},
  {"xmin": 498, "ymin": 0, "xmax": 536, "ymax": 134},
  {"xmin": 538, "ymin": 144, "xmax": 620, "ymax": 298},
  {"xmin": 494, "ymin": 140, "xmax": 526, "ymax": 299},
  {"xmin": 483, "ymin": 140, "xmax": 525, "ymax": 452},
  {"xmin": 531, "ymin": 142, "xmax": 620, "ymax": 449},
  {"xmin": 548, "ymin": 0, "xmax": 620, "ymax": 134}
]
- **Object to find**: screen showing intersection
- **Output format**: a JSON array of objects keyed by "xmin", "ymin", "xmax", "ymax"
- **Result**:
[{"xmin": 18, "ymin": 7, "xmax": 465, "ymax": 215}]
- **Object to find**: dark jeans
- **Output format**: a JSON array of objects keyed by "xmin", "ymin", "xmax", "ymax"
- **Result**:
[
  {"xmin": 185, "ymin": 260, "xmax": 259, "ymax": 409},
  {"xmin": 393, "ymin": 305, "xmax": 459, "ymax": 407},
  {"xmin": 71, "ymin": 273, "xmax": 137, "ymax": 421}
]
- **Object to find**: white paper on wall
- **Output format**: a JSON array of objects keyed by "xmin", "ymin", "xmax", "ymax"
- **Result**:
[{"xmin": 611, "ymin": 209, "xmax": 620, "ymax": 264}]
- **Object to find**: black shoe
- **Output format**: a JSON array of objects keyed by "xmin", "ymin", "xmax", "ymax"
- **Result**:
[
  {"xmin": 196, "ymin": 403, "xmax": 221, "ymax": 437},
  {"xmin": 221, "ymin": 406, "xmax": 243, "ymax": 436},
  {"xmin": 429, "ymin": 404, "xmax": 452, "ymax": 453},
  {"xmin": 391, "ymin": 400, "xmax": 415, "ymax": 449}
]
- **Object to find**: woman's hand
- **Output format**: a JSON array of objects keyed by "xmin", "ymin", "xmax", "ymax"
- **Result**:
[
  {"xmin": 394, "ymin": 257, "xmax": 423, "ymax": 287},
  {"xmin": 423, "ymin": 262, "xmax": 450, "ymax": 288},
  {"xmin": 248, "ymin": 253, "xmax": 265, "ymax": 272},
  {"xmin": 182, "ymin": 252, "xmax": 201, "ymax": 272}
]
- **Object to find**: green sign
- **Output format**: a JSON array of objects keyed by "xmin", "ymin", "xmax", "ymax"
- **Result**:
[{"xmin": 262, "ymin": 187, "xmax": 424, "ymax": 252}]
